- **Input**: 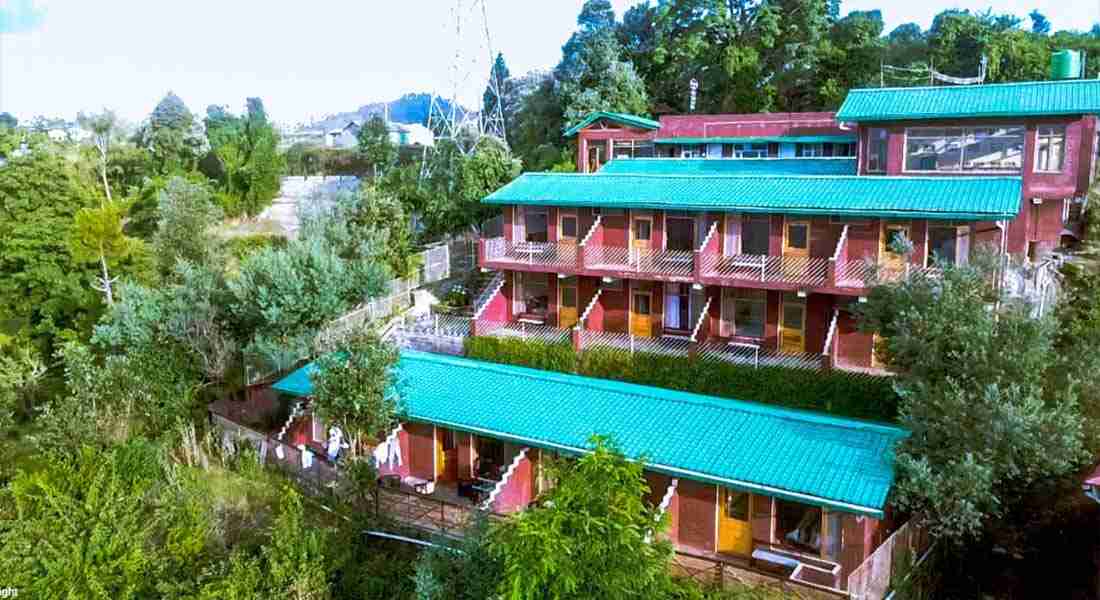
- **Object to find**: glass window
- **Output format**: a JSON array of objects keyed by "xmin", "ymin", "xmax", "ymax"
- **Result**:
[
  {"xmin": 560, "ymin": 278, "xmax": 578, "ymax": 308},
  {"xmin": 823, "ymin": 511, "xmax": 842, "ymax": 562},
  {"xmin": 928, "ymin": 226, "xmax": 958, "ymax": 266},
  {"xmin": 525, "ymin": 210, "xmax": 548, "ymax": 242},
  {"xmin": 724, "ymin": 490, "xmax": 750, "ymax": 520},
  {"xmin": 741, "ymin": 215, "xmax": 770, "ymax": 256},
  {"xmin": 560, "ymin": 215, "xmax": 578, "ymax": 239},
  {"xmin": 441, "ymin": 429, "xmax": 456, "ymax": 451},
  {"xmin": 633, "ymin": 293, "xmax": 651, "ymax": 315},
  {"xmin": 775, "ymin": 499, "xmax": 822, "ymax": 553},
  {"xmin": 905, "ymin": 126, "xmax": 1024, "ymax": 172},
  {"xmin": 786, "ymin": 222, "xmax": 809, "ymax": 250},
  {"xmin": 519, "ymin": 272, "xmax": 549, "ymax": 316},
  {"xmin": 733, "ymin": 289, "xmax": 766, "ymax": 338},
  {"xmin": 613, "ymin": 140, "xmax": 655, "ymax": 159},
  {"xmin": 1036, "ymin": 126, "xmax": 1066, "ymax": 172},
  {"xmin": 681, "ymin": 145, "xmax": 704, "ymax": 158},
  {"xmin": 797, "ymin": 143, "xmax": 822, "ymax": 157},
  {"xmin": 633, "ymin": 219, "xmax": 652, "ymax": 241},
  {"xmin": 867, "ymin": 128, "xmax": 888, "ymax": 172}
]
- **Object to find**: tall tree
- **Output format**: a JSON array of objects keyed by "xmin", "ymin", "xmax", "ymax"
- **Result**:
[
  {"xmin": 482, "ymin": 52, "xmax": 514, "ymax": 146},
  {"xmin": 203, "ymin": 98, "xmax": 284, "ymax": 217},
  {"xmin": 310, "ymin": 330, "xmax": 399, "ymax": 448},
  {"xmin": 0, "ymin": 112, "xmax": 17, "ymax": 129},
  {"xmin": 1029, "ymin": 9, "xmax": 1051, "ymax": 35},
  {"xmin": 140, "ymin": 91, "xmax": 208, "ymax": 175},
  {"xmin": 77, "ymin": 109, "xmax": 120, "ymax": 201},
  {"xmin": 858, "ymin": 255, "xmax": 1087, "ymax": 543}
]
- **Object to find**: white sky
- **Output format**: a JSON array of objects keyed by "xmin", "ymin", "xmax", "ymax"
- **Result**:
[{"xmin": 0, "ymin": 0, "xmax": 1096, "ymax": 124}]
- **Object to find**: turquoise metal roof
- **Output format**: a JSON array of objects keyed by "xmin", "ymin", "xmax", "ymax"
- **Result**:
[
  {"xmin": 652, "ymin": 135, "xmax": 856, "ymax": 145},
  {"xmin": 599, "ymin": 158, "xmax": 857, "ymax": 176},
  {"xmin": 274, "ymin": 350, "xmax": 907, "ymax": 516},
  {"xmin": 483, "ymin": 173, "xmax": 1022, "ymax": 220},
  {"xmin": 837, "ymin": 79, "xmax": 1100, "ymax": 122},
  {"xmin": 563, "ymin": 111, "xmax": 660, "ymax": 137}
]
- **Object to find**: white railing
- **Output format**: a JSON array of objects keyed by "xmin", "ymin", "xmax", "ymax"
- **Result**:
[
  {"xmin": 697, "ymin": 221, "xmax": 718, "ymax": 253},
  {"xmin": 578, "ymin": 215, "xmax": 602, "ymax": 247},
  {"xmin": 482, "ymin": 448, "xmax": 529, "ymax": 511},
  {"xmin": 690, "ymin": 296, "xmax": 712, "ymax": 343},
  {"xmin": 830, "ymin": 225, "xmax": 849, "ymax": 263},
  {"xmin": 477, "ymin": 321, "xmax": 571, "ymax": 344},
  {"xmin": 700, "ymin": 253, "xmax": 830, "ymax": 286},
  {"xmin": 472, "ymin": 272, "xmax": 506, "ymax": 321},
  {"xmin": 695, "ymin": 341, "xmax": 822, "ymax": 370},
  {"xmin": 583, "ymin": 245, "xmax": 695, "ymax": 278},
  {"xmin": 576, "ymin": 288, "xmax": 603, "ymax": 330},
  {"xmin": 579, "ymin": 330, "xmax": 693, "ymax": 358},
  {"xmin": 403, "ymin": 314, "xmax": 473, "ymax": 338},
  {"xmin": 822, "ymin": 308, "xmax": 839, "ymax": 361},
  {"xmin": 481, "ymin": 237, "xmax": 578, "ymax": 269}
]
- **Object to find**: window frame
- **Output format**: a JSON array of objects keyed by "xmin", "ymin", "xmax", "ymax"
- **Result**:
[
  {"xmin": 866, "ymin": 128, "xmax": 889, "ymax": 173},
  {"xmin": 902, "ymin": 125, "xmax": 1025, "ymax": 174},
  {"xmin": 732, "ymin": 289, "xmax": 767, "ymax": 339},
  {"xmin": 1034, "ymin": 125, "xmax": 1067, "ymax": 173}
]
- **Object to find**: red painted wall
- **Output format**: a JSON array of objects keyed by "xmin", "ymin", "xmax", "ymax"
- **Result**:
[
  {"xmin": 751, "ymin": 494, "xmax": 774, "ymax": 545},
  {"xmin": 658, "ymin": 112, "xmax": 845, "ymax": 138},
  {"xmin": 503, "ymin": 205, "xmax": 513, "ymax": 242},
  {"xmin": 576, "ymin": 125, "xmax": 659, "ymax": 172},
  {"xmin": 836, "ymin": 309, "xmax": 874, "ymax": 369},
  {"xmin": 478, "ymin": 273, "xmax": 510, "ymax": 325},
  {"xmin": 493, "ymin": 450, "xmax": 535, "ymax": 513},
  {"xmin": 805, "ymin": 293, "xmax": 834, "ymax": 354},
  {"xmin": 601, "ymin": 289, "xmax": 629, "ymax": 333},
  {"xmin": 406, "ymin": 422, "xmax": 435, "ymax": 480},
  {"xmin": 603, "ymin": 213, "xmax": 628, "ymax": 246},
  {"xmin": 676, "ymin": 479, "xmax": 717, "ymax": 553}
]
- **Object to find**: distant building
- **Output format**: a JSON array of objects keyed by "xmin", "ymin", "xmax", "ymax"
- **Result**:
[{"xmin": 281, "ymin": 119, "xmax": 435, "ymax": 150}]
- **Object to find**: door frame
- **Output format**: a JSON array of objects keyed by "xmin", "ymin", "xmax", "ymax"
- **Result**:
[
  {"xmin": 779, "ymin": 295, "xmax": 807, "ymax": 354},
  {"xmin": 631, "ymin": 213, "xmax": 654, "ymax": 248},
  {"xmin": 716, "ymin": 487, "xmax": 753, "ymax": 556},
  {"xmin": 558, "ymin": 277, "xmax": 579, "ymax": 329}
]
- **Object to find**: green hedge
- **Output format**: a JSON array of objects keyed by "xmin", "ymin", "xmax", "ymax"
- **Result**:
[
  {"xmin": 464, "ymin": 338, "xmax": 898, "ymax": 423},
  {"xmin": 226, "ymin": 234, "xmax": 288, "ymax": 261}
]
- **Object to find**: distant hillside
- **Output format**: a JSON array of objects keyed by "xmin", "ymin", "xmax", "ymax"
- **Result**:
[{"xmin": 310, "ymin": 93, "xmax": 468, "ymax": 131}]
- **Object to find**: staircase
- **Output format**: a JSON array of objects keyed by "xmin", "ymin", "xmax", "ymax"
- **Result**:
[
  {"xmin": 482, "ymin": 448, "xmax": 529, "ymax": 511},
  {"xmin": 471, "ymin": 271, "xmax": 506, "ymax": 319},
  {"xmin": 276, "ymin": 400, "xmax": 306, "ymax": 441}
]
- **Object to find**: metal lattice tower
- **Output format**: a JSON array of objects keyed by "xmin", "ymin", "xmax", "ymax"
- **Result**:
[{"xmin": 423, "ymin": 0, "xmax": 507, "ymax": 174}]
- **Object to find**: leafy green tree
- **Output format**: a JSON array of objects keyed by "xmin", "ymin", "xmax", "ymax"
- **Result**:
[
  {"xmin": 139, "ymin": 91, "xmax": 208, "ymax": 175},
  {"xmin": 483, "ymin": 52, "xmax": 515, "ymax": 145},
  {"xmin": 69, "ymin": 198, "xmax": 148, "ymax": 305},
  {"xmin": 203, "ymin": 98, "xmax": 284, "ymax": 217},
  {"xmin": 310, "ymin": 330, "xmax": 399, "ymax": 448},
  {"xmin": 356, "ymin": 115, "xmax": 397, "ymax": 180},
  {"xmin": 152, "ymin": 176, "xmax": 225, "ymax": 275},
  {"xmin": 556, "ymin": 0, "xmax": 649, "ymax": 123},
  {"xmin": 0, "ymin": 340, "xmax": 43, "ymax": 427},
  {"xmin": 0, "ymin": 148, "xmax": 105, "ymax": 351},
  {"xmin": 857, "ymin": 254, "xmax": 1087, "ymax": 543},
  {"xmin": 490, "ymin": 435, "xmax": 673, "ymax": 599},
  {"xmin": 0, "ymin": 441, "xmax": 164, "ymax": 598},
  {"xmin": 508, "ymin": 73, "xmax": 568, "ymax": 171},
  {"xmin": 0, "ymin": 112, "xmax": 17, "ymax": 129}
]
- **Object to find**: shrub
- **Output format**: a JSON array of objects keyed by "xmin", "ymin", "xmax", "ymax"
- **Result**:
[
  {"xmin": 463, "ymin": 336, "xmax": 577, "ymax": 373},
  {"xmin": 225, "ymin": 234, "xmax": 288, "ymax": 261},
  {"xmin": 465, "ymin": 338, "xmax": 898, "ymax": 423}
]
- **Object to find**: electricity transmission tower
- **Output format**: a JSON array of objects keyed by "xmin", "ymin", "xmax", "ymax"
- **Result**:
[{"xmin": 423, "ymin": 0, "xmax": 507, "ymax": 175}]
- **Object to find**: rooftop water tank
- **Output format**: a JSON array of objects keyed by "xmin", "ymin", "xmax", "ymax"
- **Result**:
[{"xmin": 1051, "ymin": 49, "xmax": 1084, "ymax": 80}]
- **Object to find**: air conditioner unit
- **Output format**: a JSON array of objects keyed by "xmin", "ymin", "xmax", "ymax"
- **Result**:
[{"xmin": 1031, "ymin": 198, "xmax": 1043, "ymax": 205}]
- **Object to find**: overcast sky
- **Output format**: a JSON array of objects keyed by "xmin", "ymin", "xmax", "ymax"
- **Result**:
[{"xmin": 1, "ymin": 0, "xmax": 1096, "ymax": 124}]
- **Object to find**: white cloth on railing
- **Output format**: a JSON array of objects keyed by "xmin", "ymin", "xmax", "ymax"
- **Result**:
[
  {"xmin": 373, "ymin": 442, "xmax": 387, "ymax": 467},
  {"xmin": 300, "ymin": 444, "xmax": 313, "ymax": 469},
  {"xmin": 664, "ymin": 293, "xmax": 681, "ymax": 329},
  {"xmin": 388, "ymin": 436, "xmax": 403, "ymax": 467},
  {"xmin": 327, "ymin": 425, "xmax": 348, "ymax": 461}
]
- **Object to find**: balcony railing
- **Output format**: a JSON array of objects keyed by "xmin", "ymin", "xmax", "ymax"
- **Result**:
[
  {"xmin": 481, "ymin": 237, "xmax": 578, "ymax": 270},
  {"xmin": 698, "ymin": 253, "xmax": 831, "ymax": 287},
  {"xmin": 582, "ymin": 245, "xmax": 696, "ymax": 280}
]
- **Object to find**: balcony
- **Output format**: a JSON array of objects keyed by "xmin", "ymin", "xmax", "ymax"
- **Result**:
[{"xmin": 479, "ymin": 221, "xmax": 935, "ymax": 296}]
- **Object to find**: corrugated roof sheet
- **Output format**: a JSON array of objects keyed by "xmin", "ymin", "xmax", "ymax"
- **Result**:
[
  {"xmin": 563, "ymin": 111, "xmax": 661, "ymax": 137},
  {"xmin": 652, "ymin": 135, "xmax": 856, "ymax": 145},
  {"xmin": 837, "ymin": 79, "xmax": 1100, "ymax": 122},
  {"xmin": 274, "ymin": 350, "xmax": 906, "ymax": 516},
  {"xmin": 599, "ymin": 158, "xmax": 857, "ymax": 176},
  {"xmin": 483, "ymin": 173, "xmax": 1022, "ymax": 220}
]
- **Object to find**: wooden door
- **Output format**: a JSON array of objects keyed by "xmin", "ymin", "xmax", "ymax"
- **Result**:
[
  {"xmin": 435, "ymin": 427, "xmax": 458, "ymax": 482},
  {"xmin": 558, "ymin": 278, "xmax": 579, "ymax": 329},
  {"xmin": 880, "ymin": 223, "xmax": 910, "ymax": 273},
  {"xmin": 783, "ymin": 219, "xmax": 811, "ymax": 258},
  {"xmin": 717, "ymin": 489, "xmax": 753, "ymax": 556},
  {"xmin": 779, "ymin": 296, "xmax": 806, "ymax": 354},
  {"xmin": 631, "ymin": 290, "xmax": 652, "ymax": 338}
]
